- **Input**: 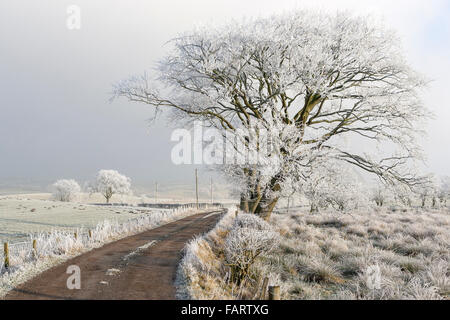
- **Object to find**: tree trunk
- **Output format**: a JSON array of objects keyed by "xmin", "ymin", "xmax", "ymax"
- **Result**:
[
  {"xmin": 239, "ymin": 192, "xmax": 279, "ymax": 220},
  {"xmin": 105, "ymin": 187, "xmax": 113, "ymax": 204},
  {"xmin": 253, "ymin": 196, "xmax": 279, "ymax": 221},
  {"xmin": 239, "ymin": 175, "xmax": 280, "ymax": 220},
  {"xmin": 240, "ymin": 194, "xmax": 249, "ymax": 212}
]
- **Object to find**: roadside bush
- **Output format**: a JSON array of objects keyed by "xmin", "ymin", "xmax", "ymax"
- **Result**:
[
  {"xmin": 225, "ymin": 214, "xmax": 279, "ymax": 284},
  {"xmin": 231, "ymin": 213, "xmax": 273, "ymax": 231}
]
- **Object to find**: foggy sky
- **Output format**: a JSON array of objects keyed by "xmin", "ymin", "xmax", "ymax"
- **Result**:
[{"xmin": 0, "ymin": 0, "xmax": 449, "ymax": 190}]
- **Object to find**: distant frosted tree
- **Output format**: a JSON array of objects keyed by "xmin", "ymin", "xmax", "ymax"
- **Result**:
[
  {"xmin": 437, "ymin": 176, "xmax": 450, "ymax": 207},
  {"xmin": 115, "ymin": 10, "xmax": 429, "ymax": 219},
  {"xmin": 302, "ymin": 163, "xmax": 333, "ymax": 213},
  {"xmin": 323, "ymin": 166, "xmax": 367, "ymax": 212},
  {"xmin": 301, "ymin": 159, "xmax": 367, "ymax": 213},
  {"xmin": 371, "ymin": 185, "xmax": 391, "ymax": 207},
  {"xmin": 90, "ymin": 170, "xmax": 131, "ymax": 203},
  {"xmin": 413, "ymin": 175, "xmax": 438, "ymax": 208},
  {"xmin": 52, "ymin": 179, "xmax": 81, "ymax": 202}
]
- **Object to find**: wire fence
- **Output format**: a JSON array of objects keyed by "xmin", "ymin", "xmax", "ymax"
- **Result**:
[{"xmin": 1, "ymin": 203, "xmax": 223, "ymax": 274}]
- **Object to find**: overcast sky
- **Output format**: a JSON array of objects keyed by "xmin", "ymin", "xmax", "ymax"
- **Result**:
[{"xmin": 0, "ymin": 0, "xmax": 449, "ymax": 190}]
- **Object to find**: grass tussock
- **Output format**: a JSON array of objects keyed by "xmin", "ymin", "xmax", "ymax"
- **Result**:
[{"xmin": 177, "ymin": 207, "xmax": 449, "ymax": 300}]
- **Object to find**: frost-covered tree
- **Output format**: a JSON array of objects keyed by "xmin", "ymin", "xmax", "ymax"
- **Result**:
[
  {"xmin": 302, "ymin": 161, "xmax": 335, "ymax": 213},
  {"xmin": 326, "ymin": 179, "xmax": 367, "ymax": 212},
  {"xmin": 52, "ymin": 179, "xmax": 81, "ymax": 202},
  {"xmin": 371, "ymin": 184, "xmax": 391, "ymax": 207},
  {"xmin": 412, "ymin": 175, "xmax": 438, "ymax": 208},
  {"xmin": 89, "ymin": 170, "xmax": 131, "ymax": 203},
  {"xmin": 437, "ymin": 176, "xmax": 450, "ymax": 207},
  {"xmin": 409, "ymin": 174, "xmax": 441, "ymax": 209},
  {"xmin": 318, "ymin": 165, "xmax": 367, "ymax": 212},
  {"xmin": 114, "ymin": 10, "xmax": 428, "ymax": 220}
]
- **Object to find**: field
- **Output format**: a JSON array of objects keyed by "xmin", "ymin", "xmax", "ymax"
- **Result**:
[
  {"xmin": 0, "ymin": 193, "xmax": 215, "ymax": 298},
  {"xmin": 0, "ymin": 190, "xmax": 236, "ymax": 244},
  {"xmin": 0, "ymin": 194, "xmax": 162, "ymax": 243},
  {"xmin": 178, "ymin": 207, "xmax": 450, "ymax": 300}
]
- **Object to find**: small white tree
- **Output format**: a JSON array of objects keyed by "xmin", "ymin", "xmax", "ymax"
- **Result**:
[
  {"xmin": 90, "ymin": 170, "xmax": 131, "ymax": 203},
  {"xmin": 52, "ymin": 179, "xmax": 81, "ymax": 202}
]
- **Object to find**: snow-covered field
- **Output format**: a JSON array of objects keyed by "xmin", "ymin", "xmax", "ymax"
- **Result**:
[
  {"xmin": 0, "ymin": 194, "xmax": 161, "ymax": 243},
  {"xmin": 0, "ymin": 192, "xmax": 234, "ymax": 243}
]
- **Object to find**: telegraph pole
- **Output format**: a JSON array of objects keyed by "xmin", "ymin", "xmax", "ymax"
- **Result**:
[
  {"xmin": 210, "ymin": 177, "xmax": 213, "ymax": 204},
  {"xmin": 155, "ymin": 182, "xmax": 158, "ymax": 203},
  {"xmin": 195, "ymin": 169, "xmax": 199, "ymax": 209}
]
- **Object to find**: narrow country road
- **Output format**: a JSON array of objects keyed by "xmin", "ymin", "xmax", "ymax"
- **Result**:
[{"xmin": 4, "ymin": 210, "xmax": 224, "ymax": 300}]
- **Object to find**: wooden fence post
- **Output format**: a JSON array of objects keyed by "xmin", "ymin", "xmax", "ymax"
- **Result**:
[
  {"xmin": 4, "ymin": 242, "xmax": 9, "ymax": 269},
  {"xmin": 32, "ymin": 239, "xmax": 37, "ymax": 259},
  {"xmin": 268, "ymin": 286, "xmax": 280, "ymax": 300},
  {"xmin": 88, "ymin": 230, "xmax": 92, "ymax": 239},
  {"xmin": 74, "ymin": 232, "xmax": 78, "ymax": 240},
  {"xmin": 259, "ymin": 277, "xmax": 269, "ymax": 300}
]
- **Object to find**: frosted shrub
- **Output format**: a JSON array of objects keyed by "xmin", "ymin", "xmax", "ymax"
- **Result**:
[
  {"xmin": 34, "ymin": 231, "xmax": 83, "ymax": 257},
  {"xmin": 225, "ymin": 214, "xmax": 279, "ymax": 284},
  {"xmin": 232, "ymin": 213, "xmax": 273, "ymax": 231},
  {"xmin": 52, "ymin": 179, "xmax": 81, "ymax": 202}
]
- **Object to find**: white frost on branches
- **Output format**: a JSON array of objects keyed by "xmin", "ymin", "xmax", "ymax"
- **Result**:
[
  {"xmin": 89, "ymin": 170, "xmax": 132, "ymax": 203},
  {"xmin": 224, "ymin": 213, "xmax": 279, "ymax": 283},
  {"xmin": 302, "ymin": 159, "xmax": 368, "ymax": 212},
  {"xmin": 52, "ymin": 179, "xmax": 81, "ymax": 202},
  {"xmin": 114, "ymin": 10, "xmax": 429, "ymax": 218}
]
